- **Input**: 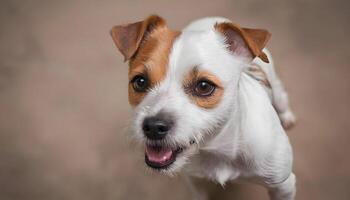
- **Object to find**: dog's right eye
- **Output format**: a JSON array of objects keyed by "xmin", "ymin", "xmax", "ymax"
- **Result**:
[
  {"xmin": 131, "ymin": 75, "xmax": 149, "ymax": 92},
  {"xmin": 193, "ymin": 79, "xmax": 216, "ymax": 97}
]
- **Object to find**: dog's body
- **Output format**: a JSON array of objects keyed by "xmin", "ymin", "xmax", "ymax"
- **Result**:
[{"xmin": 111, "ymin": 16, "xmax": 296, "ymax": 200}]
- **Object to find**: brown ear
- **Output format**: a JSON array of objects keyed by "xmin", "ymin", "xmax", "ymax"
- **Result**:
[
  {"xmin": 110, "ymin": 15, "xmax": 166, "ymax": 61},
  {"xmin": 215, "ymin": 22, "xmax": 271, "ymax": 63}
]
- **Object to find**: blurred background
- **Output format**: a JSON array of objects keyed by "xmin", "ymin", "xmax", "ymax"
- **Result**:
[{"xmin": 0, "ymin": 0, "xmax": 349, "ymax": 199}]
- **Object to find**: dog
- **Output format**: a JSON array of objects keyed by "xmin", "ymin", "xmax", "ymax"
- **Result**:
[{"xmin": 110, "ymin": 15, "xmax": 296, "ymax": 200}]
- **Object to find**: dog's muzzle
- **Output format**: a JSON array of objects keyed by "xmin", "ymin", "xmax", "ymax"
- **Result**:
[
  {"xmin": 142, "ymin": 112, "xmax": 180, "ymax": 169},
  {"xmin": 142, "ymin": 115, "xmax": 173, "ymax": 140}
]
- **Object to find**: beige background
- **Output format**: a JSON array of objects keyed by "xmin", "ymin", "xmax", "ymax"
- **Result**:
[{"xmin": 1, "ymin": 0, "xmax": 349, "ymax": 199}]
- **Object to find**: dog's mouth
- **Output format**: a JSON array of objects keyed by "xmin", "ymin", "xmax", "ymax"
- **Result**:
[{"xmin": 145, "ymin": 144, "xmax": 184, "ymax": 169}]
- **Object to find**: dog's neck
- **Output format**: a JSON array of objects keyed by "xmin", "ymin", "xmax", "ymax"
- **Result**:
[
  {"xmin": 198, "ymin": 92, "xmax": 242, "ymax": 159},
  {"xmin": 184, "ymin": 70, "xmax": 278, "ymax": 184}
]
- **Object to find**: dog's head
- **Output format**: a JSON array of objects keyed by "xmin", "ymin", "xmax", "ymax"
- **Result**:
[{"xmin": 110, "ymin": 15, "xmax": 270, "ymax": 173}]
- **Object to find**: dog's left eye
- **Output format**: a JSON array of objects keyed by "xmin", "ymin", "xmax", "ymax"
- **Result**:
[
  {"xmin": 131, "ymin": 75, "xmax": 149, "ymax": 92},
  {"xmin": 193, "ymin": 80, "xmax": 216, "ymax": 97}
]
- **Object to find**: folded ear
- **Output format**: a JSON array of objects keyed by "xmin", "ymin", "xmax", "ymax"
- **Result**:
[
  {"xmin": 214, "ymin": 22, "xmax": 271, "ymax": 63},
  {"xmin": 110, "ymin": 15, "xmax": 166, "ymax": 61}
]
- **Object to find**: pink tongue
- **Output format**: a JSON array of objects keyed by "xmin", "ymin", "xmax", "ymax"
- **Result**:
[{"xmin": 146, "ymin": 146, "xmax": 173, "ymax": 163}]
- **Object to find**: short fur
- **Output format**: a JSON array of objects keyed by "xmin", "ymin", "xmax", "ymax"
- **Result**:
[{"xmin": 111, "ymin": 15, "xmax": 296, "ymax": 200}]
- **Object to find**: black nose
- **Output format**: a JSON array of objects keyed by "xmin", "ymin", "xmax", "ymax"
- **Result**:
[{"xmin": 142, "ymin": 116, "xmax": 173, "ymax": 140}]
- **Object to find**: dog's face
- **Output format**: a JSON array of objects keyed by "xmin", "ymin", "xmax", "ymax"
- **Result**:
[{"xmin": 111, "ymin": 15, "xmax": 270, "ymax": 173}]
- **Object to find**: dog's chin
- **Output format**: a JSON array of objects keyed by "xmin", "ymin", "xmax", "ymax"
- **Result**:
[{"xmin": 144, "ymin": 143, "xmax": 190, "ymax": 171}]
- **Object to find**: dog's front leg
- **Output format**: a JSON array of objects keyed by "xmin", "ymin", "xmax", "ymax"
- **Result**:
[
  {"xmin": 183, "ymin": 176, "xmax": 209, "ymax": 200},
  {"xmin": 267, "ymin": 173, "xmax": 296, "ymax": 200}
]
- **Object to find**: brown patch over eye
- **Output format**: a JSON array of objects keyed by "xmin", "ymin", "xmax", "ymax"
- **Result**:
[
  {"xmin": 128, "ymin": 27, "xmax": 180, "ymax": 106},
  {"xmin": 128, "ymin": 64, "xmax": 147, "ymax": 106},
  {"xmin": 183, "ymin": 68, "xmax": 224, "ymax": 109}
]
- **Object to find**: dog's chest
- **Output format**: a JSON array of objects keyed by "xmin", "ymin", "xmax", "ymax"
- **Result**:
[{"xmin": 183, "ymin": 153, "xmax": 241, "ymax": 185}]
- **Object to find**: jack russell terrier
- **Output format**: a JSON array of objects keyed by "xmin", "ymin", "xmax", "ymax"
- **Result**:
[{"xmin": 110, "ymin": 15, "xmax": 296, "ymax": 200}]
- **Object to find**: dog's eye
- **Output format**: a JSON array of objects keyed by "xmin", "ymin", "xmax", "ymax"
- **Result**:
[
  {"xmin": 193, "ymin": 80, "xmax": 216, "ymax": 97},
  {"xmin": 131, "ymin": 75, "xmax": 149, "ymax": 92}
]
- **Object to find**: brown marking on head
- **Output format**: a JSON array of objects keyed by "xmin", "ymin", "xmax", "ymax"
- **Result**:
[
  {"xmin": 215, "ymin": 22, "xmax": 271, "ymax": 63},
  {"xmin": 183, "ymin": 68, "xmax": 224, "ymax": 109},
  {"xmin": 111, "ymin": 15, "xmax": 180, "ymax": 106}
]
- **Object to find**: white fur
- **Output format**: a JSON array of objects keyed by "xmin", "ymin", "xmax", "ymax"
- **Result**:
[{"xmin": 131, "ymin": 17, "xmax": 296, "ymax": 199}]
